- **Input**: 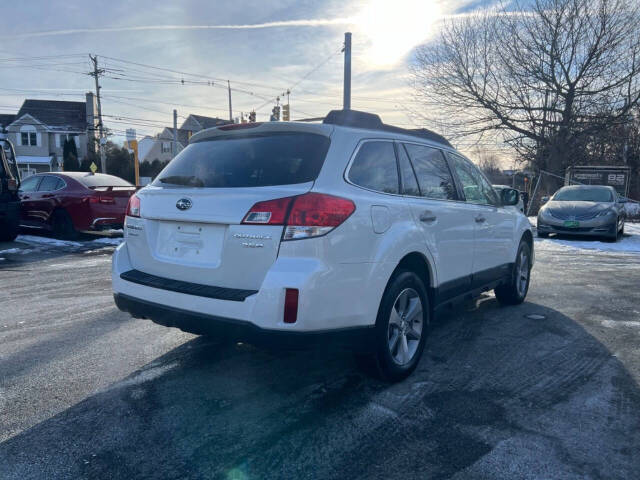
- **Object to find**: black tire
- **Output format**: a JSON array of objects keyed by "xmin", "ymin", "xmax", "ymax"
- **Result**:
[
  {"xmin": 495, "ymin": 241, "xmax": 532, "ymax": 306},
  {"xmin": 365, "ymin": 270, "xmax": 429, "ymax": 382},
  {"xmin": 51, "ymin": 209, "xmax": 77, "ymax": 240},
  {"xmin": 0, "ymin": 217, "xmax": 19, "ymax": 242},
  {"xmin": 537, "ymin": 231, "xmax": 549, "ymax": 238},
  {"xmin": 605, "ymin": 220, "xmax": 619, "ymax": 242}
]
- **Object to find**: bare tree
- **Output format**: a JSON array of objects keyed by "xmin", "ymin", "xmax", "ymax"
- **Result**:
[{"xmin": 411, "ymin": 0, "xmax": 640, "ymax": 175}]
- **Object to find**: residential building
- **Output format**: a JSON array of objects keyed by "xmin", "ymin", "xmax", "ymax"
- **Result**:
[
  {"xmin": 138, "ymin": 114, "xmax": 230, "ymax": 164},
  {"xmin": 5, "ymin": 93, "xmax": 98, "ymax": 177}
]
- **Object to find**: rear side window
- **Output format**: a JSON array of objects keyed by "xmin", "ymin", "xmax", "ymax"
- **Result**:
[
  {"xmin": 153, "ymin": 133, "xmax": 330, "ymax": 188},
  {"xmin": 348, "ymin": 141, "xmax": 399, "ymax": 194},
  {"xmin": 19, "ymin": 175, "xmax": 40, "ymax": 192},
  {"xmin": 403, "ymin": 144, "xmax": 457, "ymax": 200},
  {"xmin": 37, "ymin": 175, "xmax": 63, "ymax": 191},
  {"xmin": 396, "ymin": 144, "xmax": 420, "ymax": 196}
]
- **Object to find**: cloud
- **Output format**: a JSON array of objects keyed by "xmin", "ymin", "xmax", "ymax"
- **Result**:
[{"xmin": 4, "ymin": 18, "xmax": 354, "ymax": 40}]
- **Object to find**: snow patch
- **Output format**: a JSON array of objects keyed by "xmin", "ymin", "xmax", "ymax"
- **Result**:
[
  {"xmin": 530, "ymin": 217, "xmax": 640, "ymax": 254},
  {"xmin": 0, "ymin": 248, "xmax": 22, "ymax": 255},
  {"xmin": 17, "ymin": 235, "xmax": 82, "ymax": 248},
  {"xmin": 91, "ymin": 237, "xmax": 123, "ymax": 246}
]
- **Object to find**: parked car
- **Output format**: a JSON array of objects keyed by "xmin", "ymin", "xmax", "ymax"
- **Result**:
[
  {"xmin": 0, "ymin": 140, "xmax": 20, "ymax": 241},
  {"xmin": 19, "ymin": 172, "xmax": 136, "ymax": 239},
  {"xmin": 493, "ymin": 185, "xmax": 525, "ymax": 214},
  {"xmin": 113, "ymin": 110, "xmax": 533, "ymax": 381},
  {"xmin": 537, "ymin": 185, "xmax": 625, "ymax": 241}
]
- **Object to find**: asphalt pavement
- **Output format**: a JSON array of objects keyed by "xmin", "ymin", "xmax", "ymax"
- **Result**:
[{"xmin": 1, "ymin": 235, "xmax": 639, "ymax": 479}]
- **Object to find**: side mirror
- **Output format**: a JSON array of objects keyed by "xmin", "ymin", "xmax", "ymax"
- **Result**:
[
  {"xmin": 500, "ymin": 187, "xmax": 519, "ymax": 206},
  {"xmin": 541, "ymin": 196, "xmax": 550, "ymax": 204},
  {"xmin": 618, "ymin": 197, "xmax": 627, "ymax": 204}
]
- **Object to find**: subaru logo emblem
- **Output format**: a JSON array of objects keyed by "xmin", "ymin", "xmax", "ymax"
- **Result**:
[{"xmin": 176, "ymin": 198, "xmax": 192, "ymax": 211}]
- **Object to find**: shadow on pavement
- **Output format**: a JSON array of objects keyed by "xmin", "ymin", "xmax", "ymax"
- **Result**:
[{"xmin": 1, "ymin": 298, "xmax": 640, "ymax": 480}]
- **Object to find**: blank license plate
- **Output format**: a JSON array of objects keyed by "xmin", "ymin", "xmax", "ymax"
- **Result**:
[{"xmin": 563, "ymin": 220, "xmax": 580, "ymax": 228}]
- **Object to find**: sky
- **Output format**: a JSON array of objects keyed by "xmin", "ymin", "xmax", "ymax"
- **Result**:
[{"xmin": 0, "ymin": 0, "xmax": 506, "ymax": 157}]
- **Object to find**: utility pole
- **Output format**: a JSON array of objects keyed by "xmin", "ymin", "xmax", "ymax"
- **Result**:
[
  {"xmin": 173, "ymin": 109, "xmax": 178, "ymax": 157},
  {"xmin": 89, "ymin": 55, "xmax": 106, "ymax": 173},
  {"xmin": 343, "ymin": 32, "xmax": 352, "ymax": 110},
  {"xmin": 227, "ymin": 80, "xmax": 233, "ymax": 122}
]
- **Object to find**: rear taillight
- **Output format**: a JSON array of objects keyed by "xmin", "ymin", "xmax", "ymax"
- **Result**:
[
  {"xmin": 241, "ymin": 192, "xmax": 355, "ymax": 240},
  {"xmin": 126, "ymin": 194, "xmax": 140, "ymax": 217},
  {"xmin": 89, "ymin": 195, "xmax": 115, "ymax": 204}
]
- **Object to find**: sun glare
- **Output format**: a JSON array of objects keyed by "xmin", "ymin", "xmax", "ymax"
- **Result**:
[{"xmin": 353, "ymin": 0, "xmax": 443, "ymax": 67}]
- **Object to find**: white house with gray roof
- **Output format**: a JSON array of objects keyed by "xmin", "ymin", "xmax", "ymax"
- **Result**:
[{"xmin": 5, "ymin": 93, "xmax": 99, "ymax": 177}]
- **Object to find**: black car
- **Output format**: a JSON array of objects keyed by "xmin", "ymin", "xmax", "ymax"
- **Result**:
[{"xmin": 0, "ymin": 140, "xmax": 20, "ymax": 241}]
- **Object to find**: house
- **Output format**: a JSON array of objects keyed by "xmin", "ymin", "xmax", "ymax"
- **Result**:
[
  {"xmin": 5, "ymin": 93, "xmax": 98, "ymax": 177},
  {"xmin": 138, "ymin": 127, "xmax": 191, "ymax": 164},
  {"xmin": 180, "ymin": 114, "xmax": 231, "ymax": 137},
  {"xmin": 138, "ymin": 114, "xmax": 230, "ymax": 164}
]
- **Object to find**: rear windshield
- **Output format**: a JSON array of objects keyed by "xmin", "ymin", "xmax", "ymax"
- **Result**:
[
  {"xmin": 553, "ymin": 187, "xmax": 613, "ymax": 202},
  {"xmin": 78, "ymin": 174, "xmax": 133, "ymax": 188},
  {"xmin": 153, "ymin": 133, "xmax": 330, "ymax": 188}
]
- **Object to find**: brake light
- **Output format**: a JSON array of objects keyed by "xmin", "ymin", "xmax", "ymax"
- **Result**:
[
  {"xmin": 89, "ymin": 195, "xmax": 115, "ymax": 204},
  {"xmin": 284, "ymin": 288, "xmax": 299, "ymax": 323},
  {"xmin": 241, "ymin": 192, "xmax": 355, "ymax": 240},
  {"xmin": 126, "ymin": 194, "xmax": 140, "ymax": 217}
]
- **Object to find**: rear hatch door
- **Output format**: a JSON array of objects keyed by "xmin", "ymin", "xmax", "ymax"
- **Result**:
[{"xmin": 126, "ymin": 125, "xmax": 332, "ymax": 291}]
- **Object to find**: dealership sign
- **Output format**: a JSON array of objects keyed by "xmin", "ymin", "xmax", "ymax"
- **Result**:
[{"xmin": 565, "ymin": 166, "xmax": 631, "ymax": 196}]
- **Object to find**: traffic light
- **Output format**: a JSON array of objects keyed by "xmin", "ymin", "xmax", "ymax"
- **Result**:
[
  {"xmin": 270, "ymin": 105, "xmax": 280, "ymax": 121},
  {"xmin": 249, "ymin": 111, "xmax": 256, "ymax": 123},
  {"xmin": 282, "ymin": 104, "xmax": 290, "ymax": 121}
]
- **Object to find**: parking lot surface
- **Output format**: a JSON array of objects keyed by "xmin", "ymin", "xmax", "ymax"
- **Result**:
[{"xmin": 1, "ymin": 233, "xmax": 640, "ymax": 479}]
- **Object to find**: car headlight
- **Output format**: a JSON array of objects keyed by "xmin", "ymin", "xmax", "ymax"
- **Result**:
[
  {"xmin": 595, "ymin": 209, "xmax": 614, "ymax": 218},
  {"xmin": 539, "ymin": 209, "xmax": 551, "ymax": 219}
]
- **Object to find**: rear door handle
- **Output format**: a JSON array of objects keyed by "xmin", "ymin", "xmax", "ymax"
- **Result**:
[
  {"xmin": 419, "ymin": 211, "xmax": 437, "ymax": 223},
  {"xmin": 475, "ymin": 215, "xmax": 486, "ymax": 223}
]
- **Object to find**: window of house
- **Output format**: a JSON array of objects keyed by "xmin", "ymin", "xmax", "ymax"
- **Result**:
[
  {"xmin": 348, "ymin": 141, "xmax": 399, "ymax": 194},
  {"xmin": 161, "ymin": 142, "xmax": 171, "ymax": 153},
  {"xmin": 20, "ymin": 127, "xmax": 38, "ymax": 146}
]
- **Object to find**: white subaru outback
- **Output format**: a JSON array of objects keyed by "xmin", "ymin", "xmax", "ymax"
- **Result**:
[{"xmin": 113, "ymin": 110, "xmax": 533, "ymax": 381}]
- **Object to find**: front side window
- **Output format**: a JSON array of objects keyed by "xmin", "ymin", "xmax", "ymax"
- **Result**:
[
  {"xmin": 403, "ymin": 144, "xmax": 457, "ymax": 200},
  {"xmin": 448, "ymin": 153, "xmax": 498, "ymax": 205},
  {"xmin": 348, "ymin": 141, "xmax": 399, "ymax": 194},
  {"xmin": 154, "ymin": 132, "xmax": 330, "ymax": 188}
]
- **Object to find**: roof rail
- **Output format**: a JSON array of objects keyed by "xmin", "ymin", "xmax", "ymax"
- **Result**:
[{"xmin": 322, "ymin": 109, "xmax": 452, "ymax": 148}]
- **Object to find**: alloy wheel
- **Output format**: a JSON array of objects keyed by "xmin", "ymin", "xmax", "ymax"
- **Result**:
[{"xmin": 387, "ymin": 288, "xmax": 423, "ymax": 365}]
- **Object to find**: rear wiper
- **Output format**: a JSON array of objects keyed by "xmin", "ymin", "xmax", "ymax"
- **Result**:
[{"xmin": 158, "ymin": 175, "xmax": 204, "ymax": 187}]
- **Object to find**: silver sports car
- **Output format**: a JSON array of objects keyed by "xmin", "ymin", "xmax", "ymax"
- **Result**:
[{"xmin": 537, "ymin": 185, "xmax": 626, "ymax": 241}]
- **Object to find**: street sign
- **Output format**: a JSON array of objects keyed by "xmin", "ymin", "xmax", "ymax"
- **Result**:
[{"xmin": 90, "ymin": 162, "xmax": 98, "ymax": 174}]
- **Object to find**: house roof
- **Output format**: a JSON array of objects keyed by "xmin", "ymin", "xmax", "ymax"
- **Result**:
[
  {"xmin": 0, "ymin": 114, "xmax": 15, "ymax": 127},
  {"xmin": 16, "ymin": 99, "xmax": 87, "ymax": 130},
  {"xmin": 190, "ymin": 114, "xmax": 231, "ymax": 130},
  {"xmin": 158, "ymin": 127, "xmax": 190, "ymax": 146}
]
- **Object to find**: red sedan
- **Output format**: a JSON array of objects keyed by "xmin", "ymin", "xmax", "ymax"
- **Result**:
[{"xmin": 18, "ymin": 172, "xmax": 136, "ymax": 239}]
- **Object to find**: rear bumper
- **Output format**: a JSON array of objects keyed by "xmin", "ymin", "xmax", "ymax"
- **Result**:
[
  {"xmin": 114, "ymin": 292, "xmax": 374, "ymax": 349},
  {"xmin": 112, "ymin": 240, "xmax": 386, "ymax": 335}
]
